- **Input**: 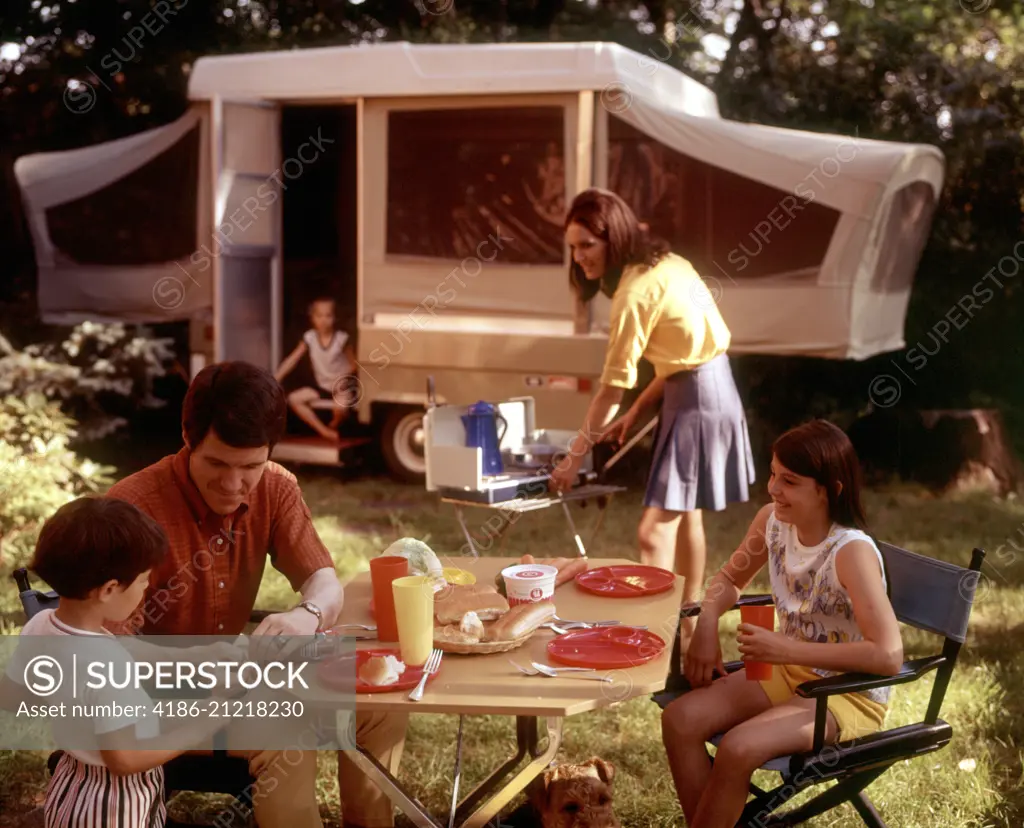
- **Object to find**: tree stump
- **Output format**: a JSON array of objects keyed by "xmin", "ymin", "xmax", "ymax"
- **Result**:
[{"xmin": 848, "ymin": 408, "xmax": 1021, "ymax": 497}]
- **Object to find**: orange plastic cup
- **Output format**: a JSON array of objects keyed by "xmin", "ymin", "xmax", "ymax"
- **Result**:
[
  {"xmin": 369, "ymin": 556, "xmax": 408, "ymax": 642},
  {"xmin": 740, "ymin": 604, "xmax": 776, "ymax": 681}
]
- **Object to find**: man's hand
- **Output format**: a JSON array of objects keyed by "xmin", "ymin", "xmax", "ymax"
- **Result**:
[
  {"xmin": 250, "ymin": 608, "xmax": 319, "ymax": 662},
  {"xmin": 203, "ymin": 640, "xmax": 248, "ymax": 664}
]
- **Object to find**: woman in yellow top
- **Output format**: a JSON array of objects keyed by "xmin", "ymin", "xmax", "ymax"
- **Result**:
[{"xmin": 550, "ymin": 189, "xmax": 756, "ymax": 605}]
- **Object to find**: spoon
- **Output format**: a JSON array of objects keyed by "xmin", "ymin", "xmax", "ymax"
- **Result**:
[
  {"xmin": 507, "ymin": 659, "xmax": 597, "ymax": 675},
  {"xmin": 530, "ymin": 663, "xmax": 613, "ymax": 682}
]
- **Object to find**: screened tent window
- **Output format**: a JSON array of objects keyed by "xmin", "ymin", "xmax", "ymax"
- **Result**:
[
  {"xmin": 45, "ymin": 125, "xmax": 199, "ymax": 265},
  {"xmin": 607, "ymin": 116, "xmax": 841, "ymax": 282},
  {"xmin": 871, "ymin": 182, "xmax": 936, "ymax": 294},
  {"xmin": 387, "ymin": 107, "xmax": 565, "ymax": 264}
]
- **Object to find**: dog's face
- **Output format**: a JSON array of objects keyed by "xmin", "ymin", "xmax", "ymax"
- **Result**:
[{"xmin": 530, "ymin": 758, "xmax": 621, "ymax": 828}]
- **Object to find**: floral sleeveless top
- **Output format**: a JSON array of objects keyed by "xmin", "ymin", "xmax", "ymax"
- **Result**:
[{"xmin": 765, "ymin": 511, "xmax": 891, "ymax": 706}]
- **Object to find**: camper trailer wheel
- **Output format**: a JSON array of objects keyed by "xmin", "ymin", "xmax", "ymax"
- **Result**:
[{"xmin": 380, "ymin": 407, "xmax": 427, "ymax": 484}]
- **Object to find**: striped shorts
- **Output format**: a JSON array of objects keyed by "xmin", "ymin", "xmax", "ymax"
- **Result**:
[{"xmin": 45, "ymin": 752, "xmax": 166, "ymax": 828}]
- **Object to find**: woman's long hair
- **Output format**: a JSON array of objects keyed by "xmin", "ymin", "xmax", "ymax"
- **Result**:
[
  {"xmin": 772, "ymin": 420, "xmax": 869, "ymax": 531},
  {"xmin": 564, "ymin": 188, "xmax": 670, "ymax": 302}
]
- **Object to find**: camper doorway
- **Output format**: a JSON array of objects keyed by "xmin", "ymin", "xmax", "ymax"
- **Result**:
[{"xmin": 272, "ymin": 104, "xmax": 375, "ymax": 472}]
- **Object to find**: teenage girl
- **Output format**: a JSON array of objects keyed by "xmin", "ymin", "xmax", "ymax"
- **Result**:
[{"xmin": 661, "ymin": 419, "xmax": 903, "ymax": 828}]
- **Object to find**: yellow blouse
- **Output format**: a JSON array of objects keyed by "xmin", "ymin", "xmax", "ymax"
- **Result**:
[{"xmin": 601, "ymin": 254, "xmax": 732, "ymax": 389}]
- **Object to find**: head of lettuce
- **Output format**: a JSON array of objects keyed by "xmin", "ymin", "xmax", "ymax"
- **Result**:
[{"xmin": 380, "ymin": 537, "xmax": 444, "ymax": 578}]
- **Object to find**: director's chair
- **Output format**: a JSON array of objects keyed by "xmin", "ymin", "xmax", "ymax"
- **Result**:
[{"xmin": 652, "ymin": 543, "xmax": 986, "ymax": 827}]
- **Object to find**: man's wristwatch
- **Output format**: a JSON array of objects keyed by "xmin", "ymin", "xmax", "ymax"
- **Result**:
[{"xmin": 296, "ymin": 600, "xmax": 324, "ymax": 633}]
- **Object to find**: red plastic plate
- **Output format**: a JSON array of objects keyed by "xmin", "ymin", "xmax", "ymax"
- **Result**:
[
  {"xmin": 547, "ymin": 627, "xmax": 667, "ymax": 670},
  {"xmin": 574, "ymin": 565, "xmax": 675, "ymax": 597},
  {"xmin": 316, "ymin": 648, "xmax": 438, "ymax": 694}
]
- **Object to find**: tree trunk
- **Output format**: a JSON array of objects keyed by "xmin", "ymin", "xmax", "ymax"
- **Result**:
[
  {"xmin": 848, "ymin": 408, "xmax": 1022, "ymax": 497},
  {"xmin": 917, "ymin": 409, "xmax": 1021, "ymax": 496}
]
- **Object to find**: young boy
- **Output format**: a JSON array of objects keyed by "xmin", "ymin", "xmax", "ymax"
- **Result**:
[
  {"xmin": 275, "ymin": 296, "xmax": 357, "ymax": 441},
  {"xmin": 0, "ymin": 496, "xmax": 239, "ymax": 828}
]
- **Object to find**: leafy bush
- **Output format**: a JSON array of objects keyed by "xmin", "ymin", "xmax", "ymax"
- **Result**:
[
  {"xmin": 0, "ymin": 323, "xmax": 172, "ymax": 568},
  {"xmin": 0, "ymin": 393, "xmax": 114, "ymax": 567},
  {"xmin": 0, "ymin": 322, "xmax": 177, "ymax": 442}
]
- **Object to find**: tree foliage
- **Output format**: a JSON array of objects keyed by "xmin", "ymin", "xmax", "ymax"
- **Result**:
[{"xmin": 0, "ymin": 0, "xmax": 1021, "ymax": 441}]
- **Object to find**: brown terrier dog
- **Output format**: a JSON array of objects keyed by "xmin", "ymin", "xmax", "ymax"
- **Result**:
[{"xmin": 526, "ymin": 757, "xmax": 622, "ymax": 828}]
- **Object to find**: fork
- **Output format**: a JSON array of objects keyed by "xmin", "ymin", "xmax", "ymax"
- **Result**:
[
  {"xmin": 552, "ymin": 615, "xmax": 619, "ymax": 626},
  {"xmin": 408, "ymin": 649, "xmax": 443, "ymax": 702},
  {"xmin": 550, "ymin": 616, "xmax": 649, "ymax": 630},
  {"xmin": 543, "ymin": 621, "xmax": 649, "ymax": 634},
  {"xmin": 507, "ymin": 660, "xmax": 612, "ymax": 682},
  {"xmin": 531, "ymin": 663, "xmax": 613, "ymax": 682},
  {"xmin": 334, "ymin": 623, "xmax": 377, "ymax": 631}
]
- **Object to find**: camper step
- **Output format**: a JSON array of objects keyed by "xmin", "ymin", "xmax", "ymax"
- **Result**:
[{"xmin": 271, "ymin": 435, "xmax": 372, "ymax": 466}]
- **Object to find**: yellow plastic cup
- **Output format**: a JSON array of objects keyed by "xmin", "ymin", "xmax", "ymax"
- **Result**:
[{"xmin": 392, "ymin": 575, "xmax": 435, "ymax": 667}]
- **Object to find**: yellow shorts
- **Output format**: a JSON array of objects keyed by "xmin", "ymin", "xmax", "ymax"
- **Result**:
[{"xmin": 760, "ymin": 663, "xmax": 888, "ymax": 742}]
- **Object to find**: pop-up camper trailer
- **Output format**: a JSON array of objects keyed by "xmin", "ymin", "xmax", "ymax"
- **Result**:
[{"xmin": 14, "ymin": 41, "xmax": 944, "ymax": 482}]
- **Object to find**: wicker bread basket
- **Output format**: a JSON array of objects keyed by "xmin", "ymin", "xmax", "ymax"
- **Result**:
[{"xmin": 433, "ymin": 629, "xmax": 534, "ymax": 655}]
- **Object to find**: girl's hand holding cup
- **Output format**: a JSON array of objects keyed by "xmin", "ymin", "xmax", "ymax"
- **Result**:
[{"xmin": 737, "ymin": 605, "xmax": 787, "ymax": 680}]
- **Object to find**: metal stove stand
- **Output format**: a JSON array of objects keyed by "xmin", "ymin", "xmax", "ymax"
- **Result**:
[{"xmin": 441, "ymin": 483, "xmax": 627, "ymax": 558}]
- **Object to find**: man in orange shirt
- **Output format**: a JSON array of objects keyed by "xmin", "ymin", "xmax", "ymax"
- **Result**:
[{"xmin": 107, "ymin": 361, "xmax": 407, "ymax": 828}]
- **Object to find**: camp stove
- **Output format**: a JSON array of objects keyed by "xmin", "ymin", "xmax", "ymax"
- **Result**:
[{"xmin": 424, "ymin": 396, "xmax": 594, "ymax": 504}]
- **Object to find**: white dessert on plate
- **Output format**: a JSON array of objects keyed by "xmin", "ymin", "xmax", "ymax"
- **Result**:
[{"xmin": 359, "ymin": 654, "xmax": 407, "ymax": 686}]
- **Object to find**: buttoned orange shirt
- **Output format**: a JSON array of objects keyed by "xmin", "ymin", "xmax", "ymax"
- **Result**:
[{"xmin": 105, "ymin": 448, "xmax": 333, "ymax": 636}]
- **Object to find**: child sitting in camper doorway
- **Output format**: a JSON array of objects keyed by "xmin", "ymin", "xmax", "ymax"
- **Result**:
[{"xmin": 275, "ymin": 296, "xmax": 357, "ymax": 441}]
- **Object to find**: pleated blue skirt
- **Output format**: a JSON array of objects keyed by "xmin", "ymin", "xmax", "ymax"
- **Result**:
[{"xmin": 644, "ymin": 354, "xmax": 756, "ymax": 512}]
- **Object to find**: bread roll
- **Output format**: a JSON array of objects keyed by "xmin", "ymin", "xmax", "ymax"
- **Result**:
[
  {"xmin": 435, "ymin": 585, "xmax": 509, "ymax": 625},
  {"xmin": 488, "ymin": 601, "xmax": 556, "ymax": 642},
  {"xmin": 359, "ymin": 655, "xmax": 405, "ymax": 686},
  {"xmin": 434, "ymin": 624, "xmax": 481, "ymax": 646}
]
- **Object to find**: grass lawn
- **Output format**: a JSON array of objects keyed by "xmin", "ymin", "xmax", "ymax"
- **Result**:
[{"xmin": 2, "ymin": 467, "xmax": 1023, "ymax": 827}]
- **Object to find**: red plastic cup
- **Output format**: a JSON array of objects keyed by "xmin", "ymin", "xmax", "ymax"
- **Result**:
[
  {"xmin": 740, "ymin": 604, "xmax": 776, "ymax": 681},
  {"xmin": 369, "ymin": 556, "xmax": 408, "ymax": 643}
]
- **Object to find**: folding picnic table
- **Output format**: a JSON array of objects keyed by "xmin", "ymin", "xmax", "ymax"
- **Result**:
[{"xmin": 296, "ymin": 556, "xmax": 683, "ymax": 828}]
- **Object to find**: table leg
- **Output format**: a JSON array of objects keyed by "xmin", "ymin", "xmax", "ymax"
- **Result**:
[
  {"xmin": 338, "ymin": 714, "xmax": 561, "ymax": 828},
  {"xmin": 454, "ymin": 505, "xmax": 479, "ymax": 558},
  {"xmin": 345, "ymin": 744, "xmax": 442, "ymax": 828},
  {"xmin": 560, "ymin": 500, "xmax": 587, "ymax": 558},
  {"xmin": 455, "ymin": 716, "xmax": 563, "ymax": 828},
  {"xmin": 450, "ymin": 717, "xmax": 532, "ymax": 821},
  {"xmin": 448, "ymin": 715, "xmax": 466, "ymax": 828}
]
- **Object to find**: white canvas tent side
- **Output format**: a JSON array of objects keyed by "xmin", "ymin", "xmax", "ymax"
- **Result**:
[
  {"xmin": 12, "ymin": 41, "xmax": 944, "ymax": 477},
  {"xmin": 13, "ymin": 106, "xmax": 213, "ymax": 325},
  {"xmin": 603, "ymin": 98, "xmax": 944, "ymax": 358}
]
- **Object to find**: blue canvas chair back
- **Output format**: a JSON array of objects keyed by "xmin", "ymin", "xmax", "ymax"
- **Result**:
[
  {"xmin": 876, "ymin": 542, "xmax": 985, "ymax": 723},
  {"xmin": 878, "ymin": 542, "xmax": 979, "ymax": 643}
]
